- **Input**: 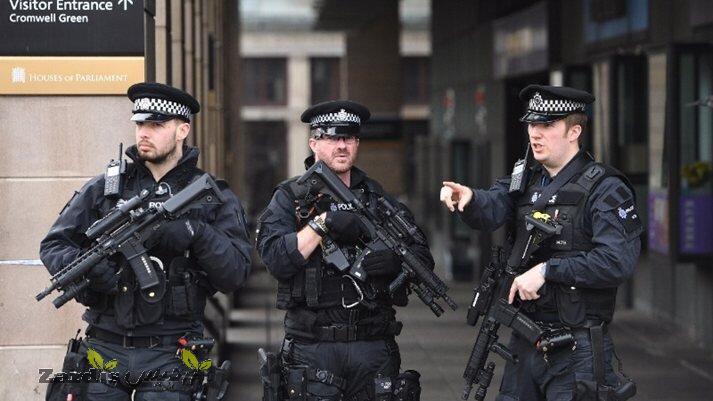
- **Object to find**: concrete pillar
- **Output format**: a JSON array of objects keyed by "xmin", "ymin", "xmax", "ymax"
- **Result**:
[
  {"xmin": 344, "ymin": 1, "xmax": 401, "ymax": 116},
  {"xmin": 171, "ymin": 0, "xmax": 184, "ymax": 87},
  {"xmin": 155, "ymin": 0, "xmax": 169, "ymax": 83},
  {"xmin": 222, "ymin": 0, "xmax": 243, "ymax": 190},
  {"xmin": 0, "ymin": 96, "xmax": 134, "ymax": 400},
  {"xmin": 287, "ymin": 56, "xmax": 311, "ymax": 177}
]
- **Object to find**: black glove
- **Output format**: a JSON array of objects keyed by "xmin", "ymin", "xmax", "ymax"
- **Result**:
[
  {"xmin": 325, "ymin": 211, "xmax": 368, "ymax": 245},
  {"xmin": 146, "ymin": 218, "xmax": 205, "ymax": 253},
  {"xmin": 87, "ymin": 259, "xmax": 119, "ymax": 293},
  {"xmin": 361, "ymin": 249, "xmax": 401, "ymax": 277}
]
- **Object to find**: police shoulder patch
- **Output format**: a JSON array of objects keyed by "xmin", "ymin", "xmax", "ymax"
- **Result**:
[{"xmin": 612, "ymin": 199, "xmax": 642, "ymax": 235}]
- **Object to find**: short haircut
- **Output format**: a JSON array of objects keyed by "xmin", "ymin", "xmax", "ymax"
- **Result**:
[{"xmin": 564, "ymin": 113, "xmax": 588, "ymax": 145}]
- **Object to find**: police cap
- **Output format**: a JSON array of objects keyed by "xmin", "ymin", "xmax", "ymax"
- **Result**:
[
  {"xmin": 519, "ymin": 85, "xmax": 594, "ymax": 123},
  {"xmin": 300, "ymin": 100, "xmax": 370, "ymax": 138},
  {"xmin": 127, "ymin": 82, "xmax": 200, "ymax": 123}
]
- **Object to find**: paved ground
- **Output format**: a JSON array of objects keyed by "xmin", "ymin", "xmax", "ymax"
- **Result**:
[{"xmin": 226, "ymin": 271, "xmax": 713, "ymax": 401}]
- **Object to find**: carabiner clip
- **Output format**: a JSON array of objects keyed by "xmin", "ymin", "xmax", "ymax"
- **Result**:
[{"xmin": 341, "ymin": 275, "xmax": 364, "ymax": 309}]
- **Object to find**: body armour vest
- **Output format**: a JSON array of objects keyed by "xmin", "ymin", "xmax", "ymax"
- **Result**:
[
  {"xmin": 512, "ymin": 160, "xmax": 631, "ymax": 325},
  {"xmin": 268, "ymin": 174, "xmax": 407, "ymax": 311},
  {"xmin": 86, "ymin": 162, "xmax": 217, "ymax": 330}
]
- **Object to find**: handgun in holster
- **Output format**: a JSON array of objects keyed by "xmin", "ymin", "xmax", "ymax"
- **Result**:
[{"xmin": 258, "ymin": 348, "xmax": 283, "ymax": 401}]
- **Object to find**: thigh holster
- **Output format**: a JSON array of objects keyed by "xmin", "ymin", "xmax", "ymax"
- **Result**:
[
  {"xmin": 46, "ymin": 335, "xmax": 89, "ymax": 401},
  {"xmin": 575, "ymin": 326, "xmax": 636, "ymax": 401}
]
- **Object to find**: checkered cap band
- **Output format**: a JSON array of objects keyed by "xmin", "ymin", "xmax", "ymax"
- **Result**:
[
  {"xmin": 309, "ymin": 109, "xmax": 361, "ymax": 126},
  {"xmin": 133, "ymin": 97, "xmax": 192, "ymax": 119},
  {"xmin": 528, "ymin": 92, "xmax": 585, "ymax": 114}
]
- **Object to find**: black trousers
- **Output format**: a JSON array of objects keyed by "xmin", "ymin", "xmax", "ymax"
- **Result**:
[
  {"xmin": 282, "ymin": 337, "xmax": 401, "ymax": 401},
  {"xmin": 84, "ymin": 338, "xmax": 197, "ymax": 401},
  {"xmin": 496, "ymin": 329, "xmax": 620, "ymax": 401}
]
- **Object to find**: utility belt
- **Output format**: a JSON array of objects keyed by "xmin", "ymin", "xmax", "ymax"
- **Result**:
[
  {"xmin": 86, "ymin": 326, "xmax": 185, "ymax": 348},
  {"xmin": 489, "ymin": 298, "xmax": 611, "ymax": 355},
  {"xmin": 284, "ymin": 308, "xmax": 402, "ymax": 342},
  {"xmin": 505, "ymin": 317, "xmax": 636, "ymax": 401},
  {"xmin": 311, "ymin": 321, "xmax": 403, "ymax": 342},
  {"xmin": 259, "ymin": 348, "xmax": 421, "ymax": 401},
  {"xmin": 47, "ymin": 329, "xmax": 231, "ymax": 401}
]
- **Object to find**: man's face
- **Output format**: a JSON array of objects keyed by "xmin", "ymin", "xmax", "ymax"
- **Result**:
[
  {"xmin": 309, "ymin": 135, "xmax": 359, "ymax": 174},
  {"xmin": 527, "ymin": 119, "xmax": 580, "ymax": 169},
  {"xmin": 135, "ymin": 119, "xmax": 187, "ymax": 164}
]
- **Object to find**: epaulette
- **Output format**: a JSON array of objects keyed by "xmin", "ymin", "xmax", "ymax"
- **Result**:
[{"xmin": 575, "ymin": 163, "xmax": 636, "ymax": 203}]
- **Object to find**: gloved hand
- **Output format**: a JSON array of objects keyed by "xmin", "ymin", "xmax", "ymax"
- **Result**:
[
  {"xmin": 87, "ymin": 259, "xmax": 119, "ymax": 293},
  {"xmin": 146, "ymin": 217, "xmax": 206, "ymax": 254},
  {"xmin": 325, "ymin": 211, "xmax": 369, "ymax": 245},
  {"xmin": 362, "ymin": 249, "xmax": 401, "ymax": 277}
]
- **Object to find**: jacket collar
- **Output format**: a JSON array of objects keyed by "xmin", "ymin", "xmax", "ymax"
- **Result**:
[
  {"xmin": 125, "ymin": 144, "xmax": 200, "ymax": 177},
  {"xmin": 534, "ymin": 149, "xmax": 592, "ymax": 179}
]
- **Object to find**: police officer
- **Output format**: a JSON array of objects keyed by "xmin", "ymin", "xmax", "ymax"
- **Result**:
[
  {"xmin": 40, "ymin": 82, "xmax": 252, "ymax": 401},
  {"xmin": 440, "ymin": 85, "xmax": 643, "ymax": 401},
  {"xmin": 256, "ymin": 100, "xmax": 433, "ymax": 401}
]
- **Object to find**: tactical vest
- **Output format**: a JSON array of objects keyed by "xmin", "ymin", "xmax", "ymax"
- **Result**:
[
  {"xmin": 269, "ymin": 176, "xmax": 404, "ymax": 311},
  {"xmin": 87, "ymin": 163, "xmax": 217, "ymax": 329},
  {"xmin": 512, "ymin": 161, "xmax": 631, "ymax": 324}
]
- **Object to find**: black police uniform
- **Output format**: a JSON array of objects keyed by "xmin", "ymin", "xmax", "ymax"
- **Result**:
[
  {"xmin": 458, "ymin": 86, "xmax": 643, "ymax": 401},
  {"xmin": 40, "ymin": 83, "xmax": 252, "ymax": 401},
  {"xmin": 256, "ymin": 101, "xmax": 433, "ymax": 401}
]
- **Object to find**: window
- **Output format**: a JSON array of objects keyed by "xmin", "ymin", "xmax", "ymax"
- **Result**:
[
  {"xmin": 311, "ymin": 58, "xmax": 341, "ymax": 104},
  {"xmin": 244, "ymin": 121, "xmax": 287, "ymax": 221},
  {"xmin": 402, "ymin": 57, "xmax": 430, "ymax": 105},
  {"xmin": 676, "ymin": 49, "xmax": 713, "ymax": 257},
  {"xmin": 679, "ymin": 53, "xmax": 713, "ymax": 184},
  {"xmin": 242, "ymin": 58, "xmax": 287, "ymax": 106}
]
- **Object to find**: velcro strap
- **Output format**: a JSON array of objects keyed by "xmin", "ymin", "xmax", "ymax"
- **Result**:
[
  {"xmin": 305, "ymin": 265, "xmax": 320, "ymax": 307},
  {"xmin": 305, "ymin": 368, "xmax": 347, "ymax": 390},
  {"xmin": 590, "ymin": 324, "xmax": 606, "ymax": 386},
  {"xmin": 292, "ymin": 269, "xmax": 305, "ymax": 299}
]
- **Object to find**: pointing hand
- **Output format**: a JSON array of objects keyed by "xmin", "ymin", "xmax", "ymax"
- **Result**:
[{"xmin": 440, "ymin": 181, "xmax": 474, "ymax": 212}]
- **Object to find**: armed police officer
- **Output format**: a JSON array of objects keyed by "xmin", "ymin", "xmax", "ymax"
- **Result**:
[
  {"xmin": 40, "ymin": 82, "xmax": 251, "ymax": 401},
  {"xmin": 256, "ymin": 101, "xmax": 432, "ymax": 401},
  {"xmin": 441, "ymin": 86, "xmax": 643, "ymax": 401}
]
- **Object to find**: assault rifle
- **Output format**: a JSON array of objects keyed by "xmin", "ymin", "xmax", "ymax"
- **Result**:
[
  {"xmin": 295, "ymin": 160, "xmax": 457, "ymax": 316},
  {"xmin": 462, "ymin": 212, "xmax": 574, "ymax": 401},
  {"xmin": 36, "ymin": 174, "xmax": 225, "ymax": 309}
]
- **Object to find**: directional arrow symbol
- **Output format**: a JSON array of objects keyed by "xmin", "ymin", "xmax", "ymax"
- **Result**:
[{"xmin": 118, "ymin": 0, "xmax": 134, "ymax": 11}]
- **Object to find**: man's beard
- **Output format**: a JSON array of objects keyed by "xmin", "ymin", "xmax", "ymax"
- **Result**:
[
  {"xmin": 138, "ymin": 133, "xmax": 179, "ymax": 164},
  {"xmin": 139, "ymin": 145, "xmax": 177, "ymax": 164},
  {"xmin": 325, "ymin": 151, "xmax": 354, "ymax": 174}
]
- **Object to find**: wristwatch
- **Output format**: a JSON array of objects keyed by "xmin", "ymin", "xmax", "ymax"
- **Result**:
[{"xmin": 308, "ymin": 215, "xmax": 329, "ymax": 237}]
